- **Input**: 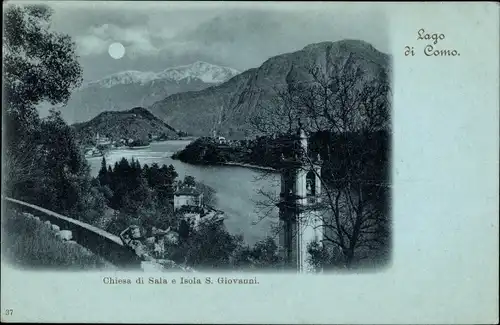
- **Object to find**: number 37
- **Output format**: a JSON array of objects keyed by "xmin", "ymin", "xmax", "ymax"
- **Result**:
[{"xmin": 4, "ymin": 309, "xmax": 13, "ymax": 316}]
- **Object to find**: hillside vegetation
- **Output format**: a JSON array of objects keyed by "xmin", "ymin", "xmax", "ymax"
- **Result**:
[
  {"xmin": 2, "ymin": 210, "xmax": 115, "ymax": 270},
  {"xmin": 72, "ymin": 107, "xmax": 182, "ymax": 146}
]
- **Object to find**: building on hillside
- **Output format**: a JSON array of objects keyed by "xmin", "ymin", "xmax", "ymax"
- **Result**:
[
  {"xmin": 173, "ymin": 186, "xmax": 204, "ymax": 211},
  {"xmin": 96, "ymin": 132, "xmax": 111, "ymax": 146},
  {"xmin": 84, "ymin": 147, "xmax": 103, "ymax": 158},
  {"xmin": 177, "ymin": 205, "xmax": 224, "ymax": 230},
  {"xmin": 212, "ymin": 129, "xmax": 227, "ymax": 144},
  {"xmin": 183, "ymin": 212, "xmax": 202, "ymax": 229}
]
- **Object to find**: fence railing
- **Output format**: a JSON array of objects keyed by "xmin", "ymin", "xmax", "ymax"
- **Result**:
[{"xmin": 2, "ymin": 197, "xmax": 143, "ymax": 270}]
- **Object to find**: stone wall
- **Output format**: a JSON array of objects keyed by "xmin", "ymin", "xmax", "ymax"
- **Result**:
[{"xmin": 2, "ymin": 197, "xmax": 142, "ymax": 270}]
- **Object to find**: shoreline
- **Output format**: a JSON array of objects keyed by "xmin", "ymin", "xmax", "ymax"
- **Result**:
[
  {"xmin": 126, "ymin": 145, "xmax": 151, "ymax": 149},
  {"xmin": 170, "ymin": 157, "xmax": 277, "ymax": 172},
  {"xmin": 89, "ymin": 139, "xmax": 277, "ymax": 173},
  {"xmin": 219, "ymin": 162, "xmax": 277, "ymax": 172},
  {"xmin": 177, "ymin": 136, "xmax": 198, "ymax": 141}
]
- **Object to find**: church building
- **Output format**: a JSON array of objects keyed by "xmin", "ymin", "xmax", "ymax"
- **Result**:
[{"xmin": 277, "ymin": 126, "xmax": 326, "ymax": 273}]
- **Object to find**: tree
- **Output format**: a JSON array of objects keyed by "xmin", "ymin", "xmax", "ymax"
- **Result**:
[
  {"xmin": 196, "ymin": 182, "xmax": 217, "ymax": 207},
  {"xmin": 98, "ymin": 156, "xmax": 111, "ymax": 186},
  {"xmin": 250, "ymin": 54, "xmax": 392, "ymax": 269},
  {"xmin": 107, "ymin": 157, "xmax": 156, "ymax": 215},
  {"xmin": 233, "ymin": 237, "xmax": 282, "ymax": 270},
  {"xmin": 178, "ymin": 219, "xmax": 191, "ymax": 241},
  {"xmin": 174, "ymin": 219, "xmax": 243, "ymax": 269},
  {"xmin": 3, "ymin": 4, "xmax": 82, "ymax": 145},
  {"xmin": 2, "ymin": 136, "xmax": 45, "ymax": 199},
  {"xmin": 121, "ymin": 174, "xmax": 153, "ymax": 215},
  {"xmin": 35, "ymin": 110, "xmax": 94, "ymax": 216},
  {"xmin": 108, "ymin": 158, "xmax": 132, "ymax": 209},
  {"xmin": 183, "ymin": 175, "xmax": 196, "ymax": 187},
  {"xmin": 162, "ymin": 164, "xmax": 178, "ymax": 183},
  {"xmin": 1, "ymin": 5, "xmax": 110, "ymax": 230},
  {"xmin": 3, "ymin": 4, "xmax": 83, "ymax": 197}
]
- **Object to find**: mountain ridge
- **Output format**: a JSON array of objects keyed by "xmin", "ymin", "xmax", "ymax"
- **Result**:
[
  {"xmin": 62, "ymin": 62, "xmax": 241, "ymax": 124},
  {"xmin": 72, "ymin": 106, "xmax": 181, "ymax": 146},
  {"xmin": 148, "ymin": 39, "xmax": 391, "ymax": 139},
  {"xmin": 85, "ymin": 61, "xmax": 241, "ymax": 88}
]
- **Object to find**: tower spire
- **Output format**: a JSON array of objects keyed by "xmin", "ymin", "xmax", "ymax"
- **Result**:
[
  {"xmin": 296, "ymin": 118, "xmax": 305, "ymax": 137},
  {"xmin": 296, "ymin": 118, "xmax": 307, "ymax": 160},
  {"xmin": 278, "ymin": 116, "xmax": 324, "ymax": 272}
]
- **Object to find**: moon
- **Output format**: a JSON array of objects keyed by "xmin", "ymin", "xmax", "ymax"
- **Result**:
[{"xmin": 108, "ymin": 42, "xmax": 125, "ymax": 59}]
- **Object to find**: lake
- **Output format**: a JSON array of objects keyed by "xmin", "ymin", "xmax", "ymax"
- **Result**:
[{"xmin": 87, "ymin": 140, "xmax": 281, "ymax": 246}]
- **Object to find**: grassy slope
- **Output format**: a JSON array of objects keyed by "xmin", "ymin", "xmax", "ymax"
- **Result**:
[{"xmin": 2, "ymin": 210, "xmax": 116, "ymax": 270}]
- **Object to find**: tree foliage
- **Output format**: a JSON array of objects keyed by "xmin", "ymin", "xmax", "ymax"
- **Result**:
[
  {"xmin": 3, "ymin": 4, "xmax": 82, "ymax": 145},
  {"xmin": 1, "ymin": 5, "xmax": 109, "ymax": 226},
  {"xmin": 3, "ymin": 4, "xmax": 81, "ymax": 192},
  {"xmin": 98, "ymin": 157, "xmax": 180, "ymax": 231},
  {"xmin": 251, "ymin": 54, "xmax": 392, "ymax": 269},
  {"xmin": 232, "ymin": 237, "xmax": 282, "ymax": 270},
  {"xmin": 169, "ymin": 217, "xmax": 281, "ymax": 271}
]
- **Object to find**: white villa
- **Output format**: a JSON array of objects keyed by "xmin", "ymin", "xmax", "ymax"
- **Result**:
[{"xmin": 173, "ymin": 186, "xmax": 204, "ymax": 211}]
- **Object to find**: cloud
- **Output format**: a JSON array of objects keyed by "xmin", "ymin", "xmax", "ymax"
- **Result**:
[
  {"xmin": 75, "ymin": 23, "xmax": 160, "ymax": 58},
  {"xmin": 164, "ymin": 9, "xmax": 389, "ymax": 70},
  {"xmin": 47, "ymin": 2, "xmax": 389, "ymax": 80},
  {"xmin": 76, "ymin": 34, "xmax": 109, "ymax": 56}
]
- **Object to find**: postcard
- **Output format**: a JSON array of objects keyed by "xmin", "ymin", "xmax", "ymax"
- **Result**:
[{"xmin": 1, "ymin": 1, "xmax": 498, "ymax": 323}]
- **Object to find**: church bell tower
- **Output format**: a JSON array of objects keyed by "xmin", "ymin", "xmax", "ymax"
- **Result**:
[{"xmin": 277, "ymin": 125, "xmax": 323, "ymax": 273}]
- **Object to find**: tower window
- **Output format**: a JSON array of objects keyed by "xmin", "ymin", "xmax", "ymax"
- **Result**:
[{"xmin": 306, "ymin": 171, "xmax": 316, "ymax": 197}]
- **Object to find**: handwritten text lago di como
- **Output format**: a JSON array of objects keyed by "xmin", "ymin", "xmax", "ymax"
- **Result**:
[{"xmin": 404, "ymin": 29, "xmax": 460, "ymax": 57}]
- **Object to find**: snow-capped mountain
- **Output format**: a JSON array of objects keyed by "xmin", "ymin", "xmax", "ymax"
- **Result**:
[
  {"xmin": 85, "ymin": 61, "xmax": 240, "ymax": 89},
  {"xmin": 62, "ymin": 62, "xmax": 240, "ymax": 123},
  {"xmin": 157, "ymin": 61, "xmax": 240, "ymax": 84},
  {"xmin": 85, "ymin": 70, "xmax": 159, "ymax": 88}
]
